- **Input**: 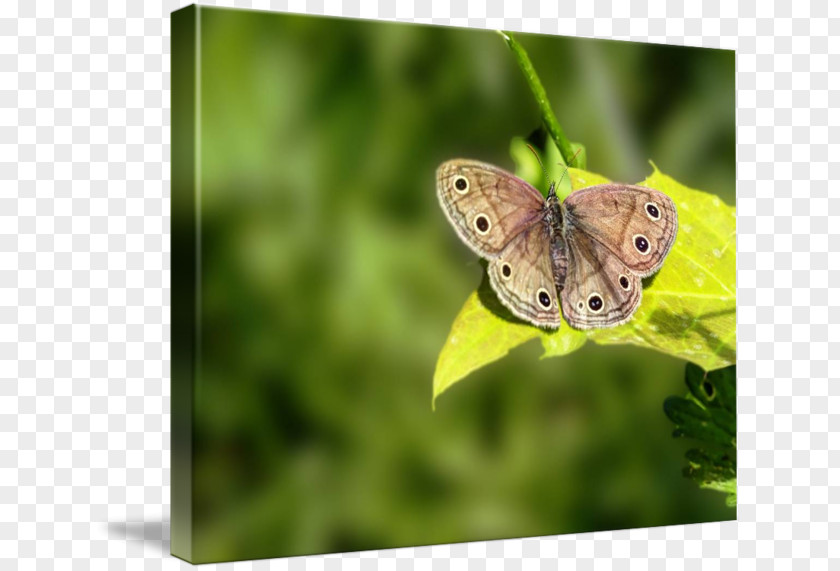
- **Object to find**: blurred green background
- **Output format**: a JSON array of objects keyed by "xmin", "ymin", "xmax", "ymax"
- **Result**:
[{"xmin": 174, "ymin": 6, "xmax": 735, "ymax": 563}]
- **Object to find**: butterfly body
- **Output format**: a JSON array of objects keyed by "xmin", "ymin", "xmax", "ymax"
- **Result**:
[{"xmin": 437, "ymin": 159, "xmax": 678, "ymax": 330}]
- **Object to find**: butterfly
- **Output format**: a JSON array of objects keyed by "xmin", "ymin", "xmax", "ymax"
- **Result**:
[{"xmin": 437, "ymin": 159, "xmax": 678, "ymax": 329}]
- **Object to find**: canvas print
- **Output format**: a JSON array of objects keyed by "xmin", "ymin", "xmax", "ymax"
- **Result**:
[{"xmin": 172, "ymin": 5, "xmax": 735, "ymax": 564}]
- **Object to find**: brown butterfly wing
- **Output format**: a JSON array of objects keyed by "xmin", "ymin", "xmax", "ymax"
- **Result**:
[
  {"xmin": 437, "ymin": 160, "xmax": 546, "ymax": 258},
  {"xmin": 563, "ymin": 184, "xmax": 678, "ymax": 277},
  {"xmin": 487, "ymin": 223, "xmax": 562, "ymax": 329},
  {"xmin": 560, "ymin": 232, "xmax": 643, "ymax": 330}
]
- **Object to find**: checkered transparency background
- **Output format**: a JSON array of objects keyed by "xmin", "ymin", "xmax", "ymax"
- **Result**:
[{"xmin": 1, "ymin": 0, "xmax": 835, "ymax": 568}]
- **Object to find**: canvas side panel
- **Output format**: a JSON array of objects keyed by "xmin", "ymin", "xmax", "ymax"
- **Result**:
[{"xmin": 170, "ymin": 4, "xmax": 198, "ymax": 563}]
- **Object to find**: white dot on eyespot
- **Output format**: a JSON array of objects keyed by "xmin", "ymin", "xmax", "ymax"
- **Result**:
[
  {"xmin": 536, "ymin": 288, "xmax": 552, "ymax": 309},
  {"xmin": 632, "ymin": 234, "xmax": 652, "ymax": 256},
  {"xmin": 453, "ymin": 176, "xmax": 469, "ymax": 194},
  {"xmin": 644, "ymin": 202, "xmax": 661, "ymax": 221},
  {"xmin": 586, "ymin": 292, "xmax": 605, "ymax": 314},
  {"xmin": 473, "ymin": 213, "xmax": 491, "ymax": 235}
]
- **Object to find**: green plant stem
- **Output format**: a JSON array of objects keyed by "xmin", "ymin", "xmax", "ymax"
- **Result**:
[{"xmin": 498, "ymin": 30, "xmax": 584, "ymax": 169}]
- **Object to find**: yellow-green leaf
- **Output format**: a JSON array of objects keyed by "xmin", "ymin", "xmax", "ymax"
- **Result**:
[
  {"xmin": 432, "ymin": 282, "xmax": 541, "ymax": 409},
  {"xmin": 432, "ymin": 145, "xmax": 735, "ymax": 406},
  {"xmin": 587, "ymin": 165, "xmax": 736, "ymax": 371}
]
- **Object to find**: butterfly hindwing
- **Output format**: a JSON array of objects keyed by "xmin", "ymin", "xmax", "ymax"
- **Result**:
[
  {"xmin": 559, "ymin": 231, "xmax": 643, "ymax": 330},
  {"xmin": 488, "ymin": 222, "xmax": 562, "ymax": 329}
]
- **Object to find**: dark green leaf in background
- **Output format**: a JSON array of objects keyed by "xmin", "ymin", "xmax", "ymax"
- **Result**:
[{"xmin": 664, "ymin": 363, "xmax": 736, "ymax": 507}]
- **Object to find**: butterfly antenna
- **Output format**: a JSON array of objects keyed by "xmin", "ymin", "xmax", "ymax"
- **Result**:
[
  {"xmin": 557, "ymin": 147, "xmax": 583, "ymax": 186},
  {"xmin": 526, "ymin": 143, "xmax": 552, "ymax": 189}
]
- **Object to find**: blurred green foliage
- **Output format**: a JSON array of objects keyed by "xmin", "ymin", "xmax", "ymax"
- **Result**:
[{"xmin": 176, "ymin": 7, "xmax": 735, "ymax": 562}]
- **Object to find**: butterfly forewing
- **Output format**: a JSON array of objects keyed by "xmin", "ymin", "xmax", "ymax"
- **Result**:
[
  {"xmin": 560, "ymin": 232, "xmax": 642, "ymax": 329},
  {"xmin": 488, "ymin": 223, "xmax": 562, "ymax": 329},
  {"xmin": 436, "ymin": 160, "xmax": 546, "ymax": 258},
  {"xmin": 563, "ymin": 184, "xmax": 678, "ymax": 277}
]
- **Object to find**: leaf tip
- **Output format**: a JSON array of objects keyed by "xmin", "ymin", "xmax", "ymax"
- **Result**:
[
  {"xmin": 647, "ymin": 159, "xmax": 661, "ymax": 175},
  {"xmin": 431, "ymin": 373, "xmax": 447, "ymax": 410}
]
